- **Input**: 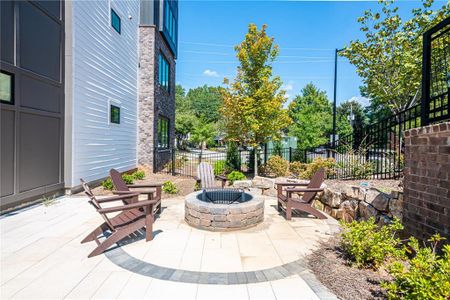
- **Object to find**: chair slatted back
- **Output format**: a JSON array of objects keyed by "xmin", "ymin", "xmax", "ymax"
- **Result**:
[
  {"xmin": 302, "ymin": 168, "xmax": 325, "ymax": 203},
  {"xmin": 110, "ymin": 169, "xmax": 129, "ymax": 191},
  {"xmin": 197, "ymin": 162, "xmax": 216, "ymax": 189},
  {"xmin": 110, "ymin": 169, "xmax": 138, "ymax": 204},
  {"xmin": 80, "ymin": 179, "xmax": 114, "ymax": 230}
]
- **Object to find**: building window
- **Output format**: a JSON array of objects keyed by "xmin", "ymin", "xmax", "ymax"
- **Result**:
[
  {"xmin": 110, "ymin": 105, "xmax": 120, "ymax": 124},
  {"xmin": 164, "ymin": 1, "xmax": 177, "ymax": 46},
  {"xmin": 157, "ymin": 117, "xmax": 169, "ymax": 149},
  {"xmin": 158, "ymin": 54, "xmax": 170, "ymax": 92},
  {"xmin": 0, "ymin": 71, "xmax": 13, "ymax": 104},
  {"xmin": 111, "ymin": 9, "xmax": 121, "ymax": 34}
]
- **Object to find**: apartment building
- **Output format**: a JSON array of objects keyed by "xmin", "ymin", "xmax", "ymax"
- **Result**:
[{"xmin": 0, "ymin": 0, "xmax": 178, "ymax": 210}]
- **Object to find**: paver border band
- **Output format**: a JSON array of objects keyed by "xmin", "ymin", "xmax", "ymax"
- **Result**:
[{"xmin": 105, "ymin": 247, "xmax": 337, "ymax": 299}]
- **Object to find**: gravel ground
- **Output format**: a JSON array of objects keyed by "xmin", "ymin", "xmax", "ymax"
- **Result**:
[
  {"xmin": 325, "ymin": 179, "xmax": 402, "ymax": 193},
  {"xmin": 307, "ymin": 236, "xmax": 391, "ymax": 300}
]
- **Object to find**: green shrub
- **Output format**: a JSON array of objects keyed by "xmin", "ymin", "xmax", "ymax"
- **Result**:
[
  {"xmin": 227, "ymin": 171, "xmax": 246, "ymax": 184},
  {"xmin": 122, "ymin": 174, "xmax": 134, "ymax": 185},
  {"xmin": 382, "ymin": 235, "xmax": 450, "ymax": 300},
  {"xmin": 301, "ymin": 157, "xmax": 336, "ymax": 179},
  {"xmin": 265, "ymin": 155, "xmax": 290, "ymax": 177},
  {"xmin": 213, "ymin": 160, "xmax": 226, "ymax": 175},
  {"xmin": 289, "ymin": 161, "xmax": 307, "ymax": 177},
  {"xmin": 339, "ymin": 217, "xmax": 405, "ymax": 269},
  {"xmin": 132, "ymin": 170, "xmax": 145, "ymax": 180},
  {"xmin": 162, "ymin": 181, "xmax": 178, "ymax": 194},
  {"xmin": 101, "ymin": 178, "xmax": 114, "ymax": 190},
  {"xmin": 225, "ymin": 142, "xmax": 241, "ymax": 172}
]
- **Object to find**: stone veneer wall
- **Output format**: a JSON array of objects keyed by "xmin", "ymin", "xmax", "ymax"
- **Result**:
[
  {"xmin": 403, "ymin": 122, "xmax": 450, "ymax": 242},
  {"xmin": 138, "ymin": 26, "xmax": 176, "ymax": 172},
  {"xmin": 314, "ymin": 183, "xmax": 404, "ymax": 225}
]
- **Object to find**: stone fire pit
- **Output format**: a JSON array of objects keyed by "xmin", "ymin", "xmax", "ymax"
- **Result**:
[{"xmin": 185, "ymin": 189, "xmax": 264, "ymax": 231}]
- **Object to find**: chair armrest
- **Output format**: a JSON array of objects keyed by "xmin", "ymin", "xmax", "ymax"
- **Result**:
[
  {"xmin": 127, "ymin": 184, "xmax": 162, "ymax": 188},
  {"xmin": 98, "ymin": 199, "xmax": 159, "ymax": 214},
  {"xmin": 112, "ymin": 191, "xmax": 138, "ymax": 195},
  {"xmin": 216, "ymin": 175, "xmax": 227, "ymax": 181},
  {"xmin": 286, "ymin": 187, "xmax": 324, "ymax": 193},
  {"xmin": 96, "ymin": 193, "xmax": 140, "ymax": 203},
  {"xmin": 276, "ymin": 182, "xmax": 309, "ymax": 187}
]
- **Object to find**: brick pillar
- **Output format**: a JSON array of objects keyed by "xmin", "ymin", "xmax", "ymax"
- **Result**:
[{"xmin": 403, "ymin": 122, "xmax": 450, "ymax": 242}]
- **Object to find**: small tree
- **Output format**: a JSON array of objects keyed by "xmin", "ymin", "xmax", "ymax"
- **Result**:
[
  {"xmin": 225, "ymin": 142, "xmax": 241, "ymax": 172},
  {"xmin": 190, "ymin": 119, "xmax": 216, "ymax": 159},
  {"xmin": 221, "ymin": 24, "xmax": 291, "ymax": 176},
  {"xmin": 288, "ymin": 83, "xmax": 332, "ymax": 150}
]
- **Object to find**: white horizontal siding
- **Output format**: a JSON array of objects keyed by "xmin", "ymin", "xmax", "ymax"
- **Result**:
[{"xmin": 70, "ymin": 0, "xmax": 139, "ymax": 186}]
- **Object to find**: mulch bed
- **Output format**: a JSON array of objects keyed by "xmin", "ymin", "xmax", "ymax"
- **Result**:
[
  {"xmin": 307, "ymin": 236, "xmax": 391, "ymax": 300},
  {"xmin": 77, "ymin": 173, "xmax": 197, "ymax": 199}
]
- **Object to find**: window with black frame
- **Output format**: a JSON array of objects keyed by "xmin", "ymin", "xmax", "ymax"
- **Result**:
[
  {"xmin": 157, "ymin": 117, "xmax": 169, "ymax": 149},
  {"xmin": 110, "ymin": 105, "xmax": 120, "ymax": 124},
  {"xmin": 0, "ymin": 71, "xmax": 13, "ymax": 104},
  {"xmin": 164, "ymin": 0, "xmax": 177, "ymax": 45},
  {"xmin": 158, "ymin": 54, "xmax": 170, "ymax": 92}
]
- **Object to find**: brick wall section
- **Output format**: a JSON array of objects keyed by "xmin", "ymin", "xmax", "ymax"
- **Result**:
[
  {"xmin": 403, "ymin": 122, "xmax": 450, "ymax": 242},
  {"xmin": 138, "ymin": 26, "xmax": 175, "ymax": 172},
  {"xmin": 153, "ymin": 27, "xmax": 176, "ymax": 171}
]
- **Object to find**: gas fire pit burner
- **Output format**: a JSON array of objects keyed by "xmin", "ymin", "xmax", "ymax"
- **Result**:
[
  {"xmin": 199, "ymin": 188, "xmax": 251, "ymax": 204},
  {"xmin": 185, "ymin": 189, "xmax": 264, "ymax": 231}
]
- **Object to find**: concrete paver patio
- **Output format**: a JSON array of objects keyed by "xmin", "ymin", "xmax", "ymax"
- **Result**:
[{"xmin": 1, "ymin": 193, "xmax": 339, "ymax": 299}]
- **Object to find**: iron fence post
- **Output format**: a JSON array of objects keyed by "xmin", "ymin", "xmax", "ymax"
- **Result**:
[
  {"xmin": 289, "ymin": 147, "xmax": 292, "ymax": 162},
  {"xmin": 171, "ymin": 149, "xmax": 176, "ymax": 176},
  {"xmin": 264, "ymin": 144, "xmax": 268, "ymax": 164}
]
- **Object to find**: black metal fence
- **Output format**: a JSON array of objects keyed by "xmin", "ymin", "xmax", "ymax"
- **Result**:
[
  {"xmin": 159, "ymin": 102, "xmax": 424, "ymax": 180},
  {"xmin": 421, "ymin": 16, "xmax": 450, "ymax": 126},
  {"xmin": 159, "ymin": 147, "xmax": 308, "ymax": 178}
]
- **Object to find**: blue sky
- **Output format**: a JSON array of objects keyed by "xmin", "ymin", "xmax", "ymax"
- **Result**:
[{"xmin": 176, "ymin": 0, "xmax": 446, "ymax": 107}]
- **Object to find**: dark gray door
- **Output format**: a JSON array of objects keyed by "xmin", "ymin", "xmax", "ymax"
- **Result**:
[{"xmin": 1, "ymin": 1, "xmax": 64, "ymax": 210}]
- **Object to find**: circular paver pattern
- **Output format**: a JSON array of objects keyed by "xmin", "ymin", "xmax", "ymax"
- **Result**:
[
  {"xmin": 185, "ymin": 190, "xmax": 264, "ymax": 231},
  {"xmin": 105, "ymin": 194, "xmax": 339, "ymax": 298}
]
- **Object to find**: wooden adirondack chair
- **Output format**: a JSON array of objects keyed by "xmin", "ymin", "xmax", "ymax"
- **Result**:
[
  {"xmin": 276, "ymin": 168, "xmax": 327, "ymax": 220},
  {"xmin": 195, "ymin": 162, "xmax": 227, "ymax": 189},
  {"xmin": 80, "ymin": 179, "xmax": 158, "ymax": 258},
  {"xmin": 110, "ymin": 169, "xmax": 162, "ymax": 214}
]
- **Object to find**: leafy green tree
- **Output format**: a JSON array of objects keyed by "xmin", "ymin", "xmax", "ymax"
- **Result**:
[
  {"xmin": 341, "ymin": 0, "xmax": 449, "ymax": 115},
  {"xmin": 186, "ymin": 85, "xmax": 224, "ymax": 123},
  {"xmin": 336, "ymin": 100, "xmax": 368, "ymax": 138},
  {"xmin": 175, "ymin": 84, "xmax": 194, "ymax": 114},
  {"xmin": 175, "ymin": 112, "xmax": 195, "ymax": 149},
  {"xmin": 359, "ymin": 86, "xmax": 392, "ymax": 124},
  {"xmin": 190, "ymin": 119, "xmax": 216, "ymax": 158},
  {"xmin": 288, "ymin": 83, "xmax": 332, "ymax": 150},
  {"xmin": 175, "ymin": 84, "xmax": 194, "ymax": 148},
  {"xmin": 221, "ymin": 24, "xmax": 291, "ymax": 176}
]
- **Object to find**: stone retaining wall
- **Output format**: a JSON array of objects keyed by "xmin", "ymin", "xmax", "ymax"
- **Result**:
[{"xmin": 313, "ymin": 182, "xmax": 403, "ymax": 225}]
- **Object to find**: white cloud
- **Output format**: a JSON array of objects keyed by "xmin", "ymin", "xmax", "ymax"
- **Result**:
[
  {"xmin": 285, "ymin": 93, "xmax": 291, "ymax": 99},
  {"xmin": 348, "ymin": 96, "xmax": 370, "ymax": 107},
  {"xmin": 203, "ymin": 69, "xmax": 219, "ymax": 77},
  {"xmin": 282, "ymin": 81, "xmax": 294, "ymax": 91}
]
